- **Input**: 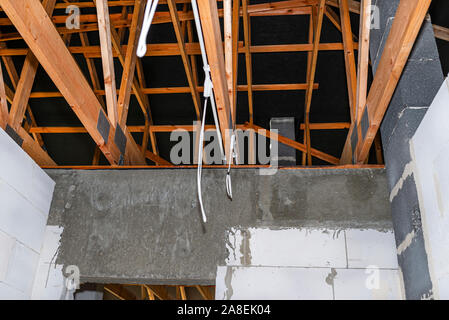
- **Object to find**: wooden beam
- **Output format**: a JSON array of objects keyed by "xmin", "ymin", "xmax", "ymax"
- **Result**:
[
  {"xmin": 243, "ymin": 122, "xmax": 339, "ymax": 165},
  {"xmin": 224, "ymin": 0, "xmax": 233, "ymax": 120},
  {"xmin": 196, "ymin": 285, "xmax": 213, "ymax": 300},
  {"xmin": 339, "ymin": 0, "xmax": 357, "ymax": 122},
  {"xmin": 3, "ymin": 80, "xmax": 55, "ymax": 165},
  {"xmin": 197, "ymin": 0, "xmax": 233, "ymax": 160},
  {"xmin": 340, "ymin": 0, "xmax": 432, "ymax": 164},
  {"xmin": 17, "ymin": 127, "xmax": 56, "ymax": 166},
  {"xmin": 355, "ymin": 0, "xmax": 371, "ymax": 122},
  {"xmin": 104, "ymin": 284, "xmax": 136, "ymax": 300},
  {"xmin": 179, "ymin": 286, "xmax": 187, "ymax": 300},
  {"xmin": 303, "ymin": 9, "xmax": 314, "ymax": 165},
  {"xmin": 303, "ymin": 0, "xmax": 326, "ymax": 165},
  {"xmin": 324, "ymin": 5, "xmax": 341, "ymax": 32},
  {"xmin": 107, "ymin": 16, "xmax": 158, "ymax": 157},
  {"xmin": 0, "ymin": 42, "xmax": 358, "ymax": 57},
  {"xmin": 0, "ymin": 60, "xmax": 8, "ymax": 129},
  {"xmin": 29, "ymin": 122, "xmax": 350, "ymax": 134},
  {"xmin": 110, "ymin": 27, "xmax": 150, "ymax": 124},
  {"xmin": 433, "ymin": 24, "xmax": 449, "ymax": 42},
  {"xmin": 326, "ymin": 0, "xmax": 359, "ymax": 13},
  {"xmin": 144, "ymin": 149, "xmax": 172, "ymax": 166},
  {"xmin": 232, "ymin": 0, "xmax": 240, "ymax": 125},
  {"xmin": 96, "ymin": 0, "xmax": 119, "ymax": 125},
  {"xmin": 0, "ymin": 0, "xmax": 145, "ymax": 165},
  {"xmin": 167, "ymin": 0, "xmax": 201, "ymax": 120},
  {"xmin": 224, "ymin": 0, "xmax": 240, "ymax": 124},
  {"xmin": 117, "ymin": 0, "xmax": 146, "ymax": 127},
  {"xmin": 242, "ymin": 0, "xmax": 255, "ymax": 164},
  {"xmin": 78, "ymin": 31, "xmax": 107, "ymax": 165},
  {"xmin": 143, "ymin": 285, "xmax": 171, "ymax": 300},
  {"xmin": 28, "ymin": 83, "xmax": 319, "ymax": 98},
  {"xmin": 7, "ymin": 0, "xmax": 57, "ymax": 132},
  {"xmin": 0, "ymin": 4, "xmax": 314, "ymax": 31}
]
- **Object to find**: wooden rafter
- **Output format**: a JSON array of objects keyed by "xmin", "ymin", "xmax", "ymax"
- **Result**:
[
  {"xmin": 340, "ymin": 0, "xmax": 433, "ymax": 164},
  {"xmin": 143, "ymin": 285, "xmax": 171, "ymax": 300},
  {"xmin": 104, "ymin": 284, "xmax": 136, "ymax": 300},
  {"xmin": 243, "ymin": 122, "xmax": 340, "ymax": 165},
  {"xmin": 117, "ymin": 0, "xmax": 146, "ymax": 127},
  {"xmin": 197, "ymin": 0, "xmax": 233, "ymax": 160},
  {"xmin": 224, "ymin": 0, "xmax": 240, "ymax": 124},
  {"xmin": 339, "ymin": 0, "xmax": 357, "ymax": 122},
  {"xmin": 0, "ymin": 0, "xmax": 145, "ymax": 165},
  {"xmin": 303, "ymin": 0, "xmax": 325, "ymax": 165},
  {"xmin": 302, "ymin": 8, "xmax": 314, "ymax": 166},
  {"xmin": 355, "ymin": 0, "xmax": 371, "ymax": 122},
  {"xmin": 0, "ymin": 45, "xmax": 43, "ymax": 142},
  {"xmin": 0, "ymin": 60, "xmax": 8, "ymax": 129},
  {"xmin": 242, "ymin": 0, "xmax": 255, "ymax": 164},
  {"xmin": 167, "ymin": 0, "xmax": 201, "ymax": 120},
  {"xmin": 7, "ymin": 0, "xmax": 57, "ymax": 132},
  {"xmin": 96, "ymin": 0, "xmax": 119, "ymax": 125}
]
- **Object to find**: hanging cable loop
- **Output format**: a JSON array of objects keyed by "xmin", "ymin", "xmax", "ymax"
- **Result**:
[{"xmin": 137, "ymin": 0, "xmax": 159, "ymax": 58}]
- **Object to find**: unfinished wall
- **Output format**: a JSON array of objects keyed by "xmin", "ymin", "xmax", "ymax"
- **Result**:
[
  {"xmin": 0, "ymin": 128, "xmax": 55, "ymax": 299},
  {"xmin": 411, "ymin": 77, "xmax": 449, "ymax": 299},
  {"xmin": 216, "ymin": 227, "xmax": 402, "ymax": 300}
]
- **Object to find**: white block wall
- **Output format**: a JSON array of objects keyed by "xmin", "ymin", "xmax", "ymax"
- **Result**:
[
  {"xmin": 411, "ymin": 77, "xmax": 449, "ymax": 299},
  {"xmin": 0, "ymin": 128, "xmax": 56, "ymax": 299},
  {"xmin": 216, "ymin": 227, "xmax": 403, "ymax": 300}
]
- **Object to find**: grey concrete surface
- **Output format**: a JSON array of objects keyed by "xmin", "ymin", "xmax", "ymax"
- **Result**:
[{"xmin": 46, "ymin": 168, "xmax": 391, "ymax": 285}]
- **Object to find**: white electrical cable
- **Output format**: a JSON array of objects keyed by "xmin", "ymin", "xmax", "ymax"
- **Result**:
[
  {"xmin": 226, "ymin": 133, "xmax": 236, "ymax": 200},
  {"xmin": 191, "ymin": 0, "xmax": 225, "ymax": 159},
  {"xmin": 197, "ymin": 98, "xmax": 209, "ymax": 223},
  {"xmin": 137, "ymin": 0, "xmax": 159, "ymax": 58},
  {"xmin": 192, "ymin": 0, "xmax": 234, "ymax": 223}
]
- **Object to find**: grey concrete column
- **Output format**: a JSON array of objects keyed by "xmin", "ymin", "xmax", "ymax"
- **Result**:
[{"xmin": 370, "ymin": 0, "xmax": 444, "ymax": 299}]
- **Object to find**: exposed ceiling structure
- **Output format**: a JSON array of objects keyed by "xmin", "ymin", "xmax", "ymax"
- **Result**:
[{"xmin": 0, "ymin": 0, "xmax": 447, "ymax": 168}]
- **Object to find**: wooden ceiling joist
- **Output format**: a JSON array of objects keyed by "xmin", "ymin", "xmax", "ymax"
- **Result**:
[
  {"xmin": 0, "ymin": 41, "xmax": 357, "ymax": 57},
  {"xmin": 0, "ymin": 0, "xmax": 145, "ymax": 165},
  {"xmin": 29, "ymin": 122, "xmax": 351, "ymax": 134},
  {"xmin": 340, "ymin": 0, "xmax": 433, "ymax": 164}
]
